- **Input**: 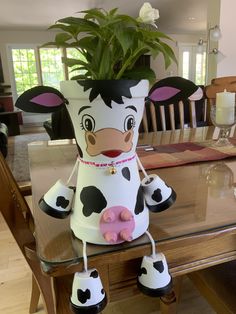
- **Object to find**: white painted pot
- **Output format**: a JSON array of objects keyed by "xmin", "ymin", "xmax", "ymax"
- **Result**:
[{"xmin": 60, "ymin": 80, "xmax": 150, "ymax": 244}]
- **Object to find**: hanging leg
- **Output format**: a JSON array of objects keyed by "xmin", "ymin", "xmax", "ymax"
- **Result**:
[
  {"xmin": 70, "ymin": 241, "xmax": 108, "ymax": 314},
  {"xmin": 137, "ymin": 231, "xmax": 172, "ymax": 297}
]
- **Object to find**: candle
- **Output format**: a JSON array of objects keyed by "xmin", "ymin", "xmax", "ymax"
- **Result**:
[{"xmin": 216, "ymin": 89, "xmax": 235, "ymax": 125}]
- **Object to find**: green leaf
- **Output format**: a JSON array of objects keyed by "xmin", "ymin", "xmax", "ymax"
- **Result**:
[
  {"xmin": 69, "ymin": 66, "xmax": 86, "ymax": 73},
  {"xmin": 114, "ymin": 27, "xmax": 137, "ymax": 55},
  {"xmin": 78, "ymin": 37, "xmax": 98, "ymax": 54},
  {"xmin": 161, "ymin": 42, "xmax": 177, "ymax": 64},
  {"xmin": 70, "ymin": 74, "xmax": 88, "ymax": 80},
  {"xmin": 109, "ymin": 8, "xmax": 118, "ymax": 16},
  {"xmin": 61, "ymin": 57, "xmax": 88, "ymax": 67},
  {"xmin": 43, "ymin": 5, "xmax": 177, "ymax": 81},
  {"xmin": 58, "ymin": 17, "xmax": 99, "ymax": 32},
  {"xmin": 48, "ymin": 24, "xmax": 79, "ymax": 36},
  {"xmin": 98, "ymin": 47, "xmax": 112, "ymax": 79},
  {"xmin": 55, "ymin": 33, "xmax": 72, "ymax": 45},
  {"xmin": 81, "ymin": 8, "xmax": 107, "ymax": 21},
  {"xmin": 123, "ymin": 67, "xmax": 156, "ymax": 84}
]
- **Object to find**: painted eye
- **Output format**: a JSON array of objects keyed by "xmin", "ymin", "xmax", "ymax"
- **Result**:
[
  {"xmin": 124, "ymin": 115, "xmax": 135, "ymax": 131},
  {"xmin": 81, "ymin": 114, "xmax": 95, "ymax": 132}
]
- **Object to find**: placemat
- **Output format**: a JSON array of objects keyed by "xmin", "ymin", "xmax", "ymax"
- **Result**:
[{"xmin": 138, "ymin": 138, "xmax": 236, "ymax": 170}]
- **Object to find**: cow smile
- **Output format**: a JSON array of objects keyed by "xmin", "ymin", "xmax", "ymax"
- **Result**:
[{"xmin": 102, "ymin": 150, "xmax": 122, "ymax": 158}]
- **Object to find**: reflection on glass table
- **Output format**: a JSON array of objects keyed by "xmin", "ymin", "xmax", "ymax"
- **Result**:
[{"xmin": 206, "ymin": 162, "xmax": 234, "ymax": 198}]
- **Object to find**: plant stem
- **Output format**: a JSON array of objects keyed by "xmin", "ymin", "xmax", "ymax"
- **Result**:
[
  {"xmin": 115, "ymin": 55, "xmax": 135, "ymax": 79},
  {"xmin": 115, "ymin": 47, "xmax": 147, "ymax": 79}
]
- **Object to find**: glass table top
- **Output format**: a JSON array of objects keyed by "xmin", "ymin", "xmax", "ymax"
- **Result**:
[{"xmin": 28, "ymin": 127, "xmax": 236, "ymax": 264}]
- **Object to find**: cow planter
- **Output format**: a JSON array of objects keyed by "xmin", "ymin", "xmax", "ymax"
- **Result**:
[{"xmin": 16, "ymin": 77, "xmax": 202, "ymax": 313}]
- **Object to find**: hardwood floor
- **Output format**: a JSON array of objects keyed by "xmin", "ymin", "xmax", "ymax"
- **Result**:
[{"xmin": 1, "ymin": 124, "xmax": 215, "ymax": 313}]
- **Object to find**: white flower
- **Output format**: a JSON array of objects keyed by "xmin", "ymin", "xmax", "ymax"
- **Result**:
[{"xmin": 139, "ymin": 2, "xmax": 160, "ymax": 25}]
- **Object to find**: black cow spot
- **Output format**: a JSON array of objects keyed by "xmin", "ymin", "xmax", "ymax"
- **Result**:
[
  {"xmin": 90, "ymin": 270, "xmax": 98, "ymax": 278},
  {"xmin": 122, "ymin": 167, "xmax": 131, "ymax": 181},
  {"xmin": 80, "ymin": 186, "xmax": 107, "ymax": 217},
  {"xmin": 152, "ymin": 188, "xmax": 163, "ymax": 203},
  {"xmin": 153, "ymin": 261, "xmax": 164, "ymax": 273},
  {"xmin": 77, "ymin": 288, "xmax": 91, "ymax": 304},
  {"xmin": 56, "ymin": 196, "xmax": 69, "ymax": 209},
  {"xmin": 138, "ymin": 267, "xmax": 147, "ymax": 277},
  {"xmin": 101, "ymin": 288, "xmax": 105, "ymax": 295},
  {"xmin": 134, "ymin": 186, "xmax": 144, "ymax": 215}
]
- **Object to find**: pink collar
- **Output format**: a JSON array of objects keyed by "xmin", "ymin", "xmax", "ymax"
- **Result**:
[{"xmin": 78, "ymin": 154, "xmax": 136, "ymax": 168}]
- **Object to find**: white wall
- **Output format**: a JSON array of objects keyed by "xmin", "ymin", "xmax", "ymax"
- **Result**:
[
  {"xmin": 217, "ymin": 0, "xmax": 236, "ymax": 77},
  {"xmin": 151, "ymin": 33, "xmax": 204, "ymax": 80}
]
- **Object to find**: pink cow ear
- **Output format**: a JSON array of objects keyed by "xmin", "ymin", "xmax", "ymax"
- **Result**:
[
  {"xmin": 148, "ymin": 86, "xmax": 181, "ymax": 102},
  {"xmin": 15, "ymin": 86, "xmax": 66, "ymax": 113},
  {"xmin": 188, "ymin": 87, "xmax": 203, "ymax": 101},
  {"xmin": 147, "ymin": 76, "xmax": 199, "ymax": 106}
]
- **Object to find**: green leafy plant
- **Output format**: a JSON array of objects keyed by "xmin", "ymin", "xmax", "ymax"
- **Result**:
[{"xmin": 44, "ymin": 2, "xmax": 177, "ymax": 82}]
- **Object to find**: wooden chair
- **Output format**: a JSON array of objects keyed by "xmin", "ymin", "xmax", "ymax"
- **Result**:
[
  {"xmin": 0, "ymin": 152, "xmax": 72, "ymax": 314},
  {"xmin": 205, "ymin": 76, "xmax": 236, "ymax": 124},
  {"xmin": 188, "ymin": 261, "xmax": 236, "ymax": 314},
  {"xmin": 142, "ymin": 94, "xmax": 207, "ymax": 132}
]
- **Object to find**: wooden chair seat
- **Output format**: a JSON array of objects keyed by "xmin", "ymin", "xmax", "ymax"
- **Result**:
[{"xmin": 188, "ymin": 260, "xmax": 236, "ymax": 314}]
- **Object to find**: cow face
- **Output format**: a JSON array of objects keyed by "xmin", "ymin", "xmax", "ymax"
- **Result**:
[
  {"xmin": 15, "ymin": 80, "xmax": 148, "ymax": 163},
  {"xmin": 61, "ymin": 80, "xmax": 147, "ymax": 162}
]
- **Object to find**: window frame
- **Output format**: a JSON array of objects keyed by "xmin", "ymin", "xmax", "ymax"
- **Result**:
[{"xmin": 178, "ymin": 42, "xmax": 207, "ymax": 85}]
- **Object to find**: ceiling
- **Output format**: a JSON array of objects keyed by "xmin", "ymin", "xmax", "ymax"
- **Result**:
[{"xmin": 0, "ymin": 0, "xmax": 208, "ymax": 34}]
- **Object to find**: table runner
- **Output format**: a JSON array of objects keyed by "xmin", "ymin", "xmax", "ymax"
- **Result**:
[{"xmin": 138, "ymin": 138, "xmax": 236, "ymax": 170}]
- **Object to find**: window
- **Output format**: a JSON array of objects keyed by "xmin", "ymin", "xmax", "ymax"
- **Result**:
[
  {"xmin": 178, "ymin": 43, "xmax": 206, "ymax": 85},
  {"xmin": 7, "ymin": 45, "xmax": 86, "ymax": 103},
  {"xmin": 10, "ymin": 47, "xmax": 39, "ymax": 96},
  {"xmin": 39, "ymin": 48, "xmax": 64, "ymax": 88}
]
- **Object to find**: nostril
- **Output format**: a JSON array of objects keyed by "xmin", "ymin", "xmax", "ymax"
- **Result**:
[
  {"xmin": 104, "ymin": 231, "xmax": 117, "ymax": 243},
  {"xmin": 120, "ymin": 229, "xmax": 132, "ymax": 242},
  {"xmin": 102, "ymin": 210, "xmax": 115, "ymax": 223},
  {"xmin": 120, "ymin": 209, "xmax": 133, "ymax": 221},
  {"xmin": 125, "ymin": 132, "xmax": 131, "ymax": 142},
  {"xmin": 88, "ymin": 134, "xmax": 96, "ymax": 145}
]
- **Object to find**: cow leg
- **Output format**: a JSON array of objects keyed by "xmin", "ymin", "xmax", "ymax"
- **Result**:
[{"xmin": 70, "ymin": 241, "xmax": 108, "ymax": 314}]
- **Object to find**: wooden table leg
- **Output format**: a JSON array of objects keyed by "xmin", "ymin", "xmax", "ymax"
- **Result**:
[{"xmin": 160, "ymin": 290, "xmax": 177, "ymax": 314}]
